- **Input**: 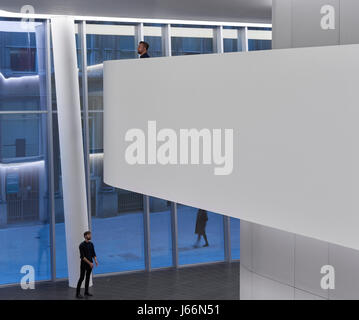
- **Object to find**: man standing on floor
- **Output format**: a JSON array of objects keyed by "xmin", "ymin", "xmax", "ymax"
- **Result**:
[{"xmin": 76, "ymin": 230, "xmax": 98, "ymax": 299}]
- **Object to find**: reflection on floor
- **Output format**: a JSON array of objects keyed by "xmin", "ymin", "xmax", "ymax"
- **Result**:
[
  {"xmin": 240, "ymin": 265, "xmax": 327, "ymax": 300},
  {"xmin": 0, "ymin": 262, "xmax": 240, "ymax": 300}
]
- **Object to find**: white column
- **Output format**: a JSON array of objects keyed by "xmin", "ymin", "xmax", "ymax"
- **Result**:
[
  {"xmin": 51, "ymin": 17, "xmax": 89, "ymax": 288},
  {"xmin": 135, "ymin": 22, "xmax": 144, "ymax": 59},
  {"xmin": 136, "ymin": 22, "xmax": 144, "ymax": 43},
  {"xmin": 162, "ymin": 24, "xmax": 172, "ymax": 57},
  {"xmin": 239, "ymin": 26, "xmax": 248, "ymax": 52},
  {"xmin": 214, "ymin": 26, "xmax": 224, "ymax": 54}
]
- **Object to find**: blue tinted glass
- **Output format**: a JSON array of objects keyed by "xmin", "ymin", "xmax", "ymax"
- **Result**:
[
  {"xmin": 248, "ymin": 27, "xmax": 272, "ymax": 31},
  {"xmin": 0, "ymin": 20, "xmax": 46, "ymax": 111},
  {"xmin": 177, "ymin": 205, "xmax": 224, "ymax": 265},
  {"xmin": 86, "ymin": 34, "xmax": 136, "ymax": 66},
  {"xmin": 248, "ymin": 39, "xmax": 272, "ymax": 51},
  {"xmin": 224, "ymin": 38, "xmax": 239, "ymax": 53},
  {"xmin": 0, "ymin": 112, "xmax": 51, "ymax": 284},
  {"xmin": 52, "ymin": 112, "xmax": 68, "ymax": 279},
  {"xmin": 150, "ymin": 197, "xmax": 172, "ymax": 268},
  {"xmin": 144, "ymin": 36, "xmax": 163, "ymax": 57},
  {"xmin": 171, "ymin": 37, "xmax": 213, "ymax": 56},
  {"xmin": 91, "ymin": 209, "xmax": 145, "ymax": 273},
  {"xmin": 0, "ymin": 19, "xmax": 51, "ymax": 284}
]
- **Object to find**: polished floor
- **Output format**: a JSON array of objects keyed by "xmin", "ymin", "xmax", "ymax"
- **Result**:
[
  {"xmin": 0, "ymin": 207, "xmax": 240, "ymax": 284},
  {"xmin": 0, "ymin": 262, "xmax": 240, "ymax": 300}
]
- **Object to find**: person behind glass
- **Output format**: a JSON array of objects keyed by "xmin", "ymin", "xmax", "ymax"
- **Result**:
[
  {"xmin": 76, "ymin": 231, "xmax": 98, "ymax": 299},
  {"xmin": 194, "ymin": 209, "xmax": 209, "ymax": 248},
  {"xmin": 137, "ymin": 41, "xmax": 150, "ymax": 58}
]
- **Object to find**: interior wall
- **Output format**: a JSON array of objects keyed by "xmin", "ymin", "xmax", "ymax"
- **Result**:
[
  {"xmin": 240, "ymin": 0, "xmax": 359, "ymax": 300},
  {"xmin": 273, "ymin": 0, "xmax": 359, "ymax": 48},
  {"xmin": 240, "ymin": 221, "xmax": 359, "ymax": 299}
]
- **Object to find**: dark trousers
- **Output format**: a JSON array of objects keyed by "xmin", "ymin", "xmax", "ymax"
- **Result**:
[
  {"xmin": 76, "ymin": 261, "xmax": 92, "ymax": 295},
  {"xmin": 197, "ymin": 233, "xmax": 209, "ymax": 245}
]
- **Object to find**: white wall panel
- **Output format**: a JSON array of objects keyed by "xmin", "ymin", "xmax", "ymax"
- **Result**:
[
  {"xmin": 273, "ymin": 0, "xmax": 359, "ymax": 47},
  {"xmin": 292, "ymin": 0, "xmax": 340, "ymax": 48},
  {"xmin": 340, "ymin": 0, "xmax": 359, "ymax": 45},
  {"xmin": 294, "ymin": 235, "xmax": 329, "ymax": 299},
  {"xmin": 241, "ymin": 266, "xmax": 295, "ymax": 300},
  {"xmin": 245, "ymin": 0, "xmax": 359, "ymax": 300},
  {"xmin": 252, "ymin": 224, "xmax": 295, "ymax": 286},
  {"xmin": 239, "ymin": 265, "xmax": 253, "ymax": 300},
  {"xmin": 328, "ymin": 244, "xmax": 359, "ymax": 299},
  {"xmin": 104, "ymin": 44, "xmax": 359, "ymax": 251},
  {"xmin": 272, "ymin": 0, "xmax": 291, "ymax": 49},
  {"xmin": 239, "ymin": 220, "xmax": 253, "ymax": 270}
]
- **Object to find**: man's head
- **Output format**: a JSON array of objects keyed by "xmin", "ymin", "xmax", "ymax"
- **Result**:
[
  {"xmin": 84, "ymin": 231, "xmax": 92, "ymax": 241},
  {"xmin": 137, "ymin": 41, "xmax": 149, "ymax": 55}
]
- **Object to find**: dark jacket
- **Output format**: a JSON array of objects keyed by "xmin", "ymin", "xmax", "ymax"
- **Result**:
[
  {"xmin": 79, "ymin": 241, "xmax": 96, "ymax": 262},
  {"xmin": 140, "ymin": 52, "xmax": 150, "ymax": 58},
  {"xmin": 195, "ymin": 209, "xmax": 208, "ymax": 235}
]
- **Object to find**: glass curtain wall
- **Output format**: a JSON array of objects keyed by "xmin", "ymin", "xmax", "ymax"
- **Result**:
[
  {"xmin": 248, "ymin": 27, "xmax": 272, "ymax": 51},
  {"xmin": 171, "ymin": 25, "xmax": 214, "ymax": 56},
  {"xmin": 177, "ymin": 205, "xmax": 225, "ymax": 265},
  {"xmin": 223, "ymin": 27, "xmax": 244, "ymax": 53},
  {"xmin": 149, "ymin": 197, "xmax": 173, "ymax": 268},
  {"xmin": 86, "ymin": 22, "xmax": 145, "ymax": 273},
  {"xmin": 0, "ymin": 15, "xmax": 272, "ymax": 284},
  {"xmin": 144, "ymin": 24, "xmax": 163, "ymax": 57},
  {"xmin": 0, "ymin": 18, "xmax": 51, "ymax": 284}
]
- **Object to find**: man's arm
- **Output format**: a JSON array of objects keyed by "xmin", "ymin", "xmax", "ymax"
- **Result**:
[
  {"xmin": 83, "ymin": 257, "xmax": 93, "ymax": 268},
  {"xmin": 92, "ymin": 244, "xmax": 98, "ymax": 267}
]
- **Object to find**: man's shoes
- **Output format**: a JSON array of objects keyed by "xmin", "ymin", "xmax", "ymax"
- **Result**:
[
  {"xmin": 84, "ymin": 292, "xmax": 93, "ymax": 297},
  {"xmin": 203, "ymin": 243, "xmax": 209, "ymax": 247},
  {"xmin": 76, "ymin": 294, "xmax": 83, "ymax": 299}
]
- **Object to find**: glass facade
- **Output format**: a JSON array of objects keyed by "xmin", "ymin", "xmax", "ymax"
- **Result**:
[
  {"xmin": 144, "ymin": 24, "xmax": 164, "ymax": 58},
  {"xmin": 223, "ymin": 27, "xmax": 243, "ymax": 53},
  {"xmin": 248, "ymin": 39, "xmax": 272, "ymax": 51},
  {"xmin": 224, "ymin": 39, "xmax": 239, "ymax": 53},
  {"xmin": 87, "ymin": 23, "xmax": 146, "ymax": 273},
  {"xmin": 0, "ymin": 16, "xmax": 272, "ymax": 285},
  {"xmin": 177, "ymin": 205, "xmax": 225, "ymax": 265},
  {"xmin": 150, "ymin": 197, "xmax": 172, "ymax": 268},
  {"xmin": 0, "ymin": 19, "xmax": 51, "ymax": 284},
  {"xmin": 52, "ymin": 112, "xmax": 68, "ymax": 279},
  {"xmin": 144, "ymin": 36, "xmax": 162, "ymax": 57},
  {"xmin": 0, "ymin": 20, "xmax": 45, "ymax": 112},
  {"xmin": 171, "ymin": 25, "xmax": 214, "ymax": 56},
  {"xmin": 248, "ymin": 27, "xmax": 272, "ymax": 51}
]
